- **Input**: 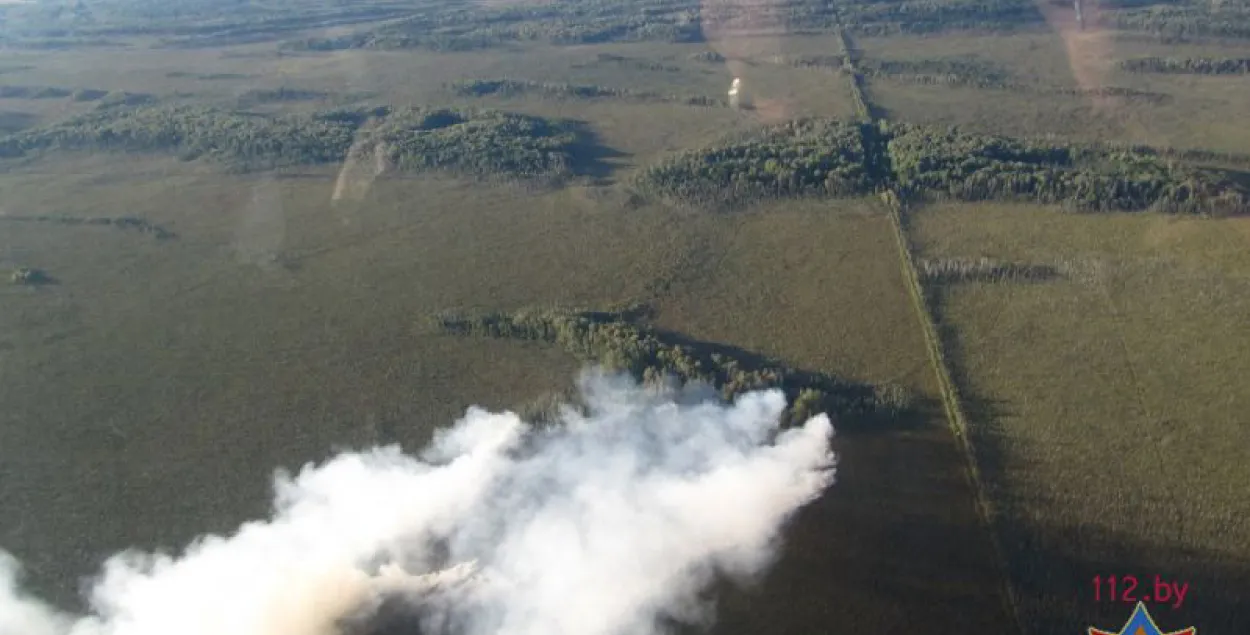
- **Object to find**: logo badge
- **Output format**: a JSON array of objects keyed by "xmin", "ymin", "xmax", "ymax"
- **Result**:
[{"xmin": 1089, "ymin": 602, "xmax": 1196, "ymax": 635}]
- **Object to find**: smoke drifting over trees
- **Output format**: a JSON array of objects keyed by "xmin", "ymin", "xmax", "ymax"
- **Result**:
[{"xmin": 0, "ymin": 371, "xmax": 836, "ymax": 635}]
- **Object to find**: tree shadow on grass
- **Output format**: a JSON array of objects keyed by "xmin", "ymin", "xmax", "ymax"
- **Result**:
[
  {"xmin": 440, "ymin": 305, "xmax": 925, "ymax": 434},
  {"xmin": 642, "ymin": 325, "xmax": 926, "ymax": 434},
  {"xmin": 918, "ymin": 288, "xmax": 1250, "ymax": 635},
  {"xmin": 701, "ymin": 406, "xmax": 1019, "ymax": 635},
  {"xmin": 1000, "ymin": 521, "xmax": 1250, "ymax": 635},
  {"xmin": 563, "ymin": 120, "xmax": 629, "ymax": 183}
]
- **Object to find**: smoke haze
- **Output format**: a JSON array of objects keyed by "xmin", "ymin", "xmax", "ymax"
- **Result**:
[{"xmin": 0, "ymin": 369, "xmax": 835, "ymax": 635}]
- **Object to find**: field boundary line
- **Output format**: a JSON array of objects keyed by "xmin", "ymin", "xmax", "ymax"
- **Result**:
[
  {"xmin": 880, "ymin": 189, "xmax": 1027, "ymax": 635},
  {"xmin": 834, "ymin": 27, "xmax": 873, "ymax": 122},
  {"xmin": 838, "ymin": 21, "xmax": 1025, "ymax": 632}
]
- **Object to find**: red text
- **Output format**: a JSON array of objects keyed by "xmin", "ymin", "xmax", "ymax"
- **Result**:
[{"xmin": 1092, "ymin": 575, "xmax": 1190, "ymax": 609}]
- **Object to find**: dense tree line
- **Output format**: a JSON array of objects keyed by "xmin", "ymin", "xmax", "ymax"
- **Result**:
[
  {"xmin": 917, "ymin": 258, "xmax": 1061, "ymax": 284},
  {"xmin": 1048, "ymin": 85, "xmax": 1169, "ymax": 103},
  {"xmin": 577, "ymin": 52, "xmax": 682, "ymax": 73},
  {"xmin": 787, "ymin": 55, "xmax": 848, "ymax": 70},
  {"xmin": 0, "ymin": 85, "xmax": 74, "ymax": 99},
  {"xmin": 689, "ymin": 50, "xmax": 726, "ymax": 63},
  {"xmin": 450, "ymin": 78, "xmax": 658, "ymax": 101},
  {"xmin": 437, "ymin": 306, "xmax": 915, "ymax": 426},
  {"xmin": 1102, "ymin": 5, "xmax": 1250, "ymax": 40},
  {"xmin": 280, "ymin": 0, "xmax": 1048, "ymax": 52},
  {"xmin": 835, "ymin": 0, "xmax": 1044, "ymax": 35},
  {"xmin": 282, "ymin": 0, "xmax": 704, "ymax": 52},
  {"xmin": 235, "ymin": 87, "xmax": 331, "ymax": 107},
  {"xmin": 93, "ymin": 91, "xmax": 159, "ymax": 109},
  {"xmin": 636, "ymin": 119, "xmax": 1248, "ymax": 215},
  {"xmin": 850, "ymin": 59, "xmax": 1166, "ymax": 103},
  {"xmin": 449, "ymin": 78, "xmax": 722, "ymax": 107},
  {"xmin": 0, "ymin": 0, "xmax": 1061, "ymax": 52},
  {"xmin": 0, "ymin": 215, "xmax": 175, "ymax": 240},
  {"xmin": 798, "ymin": 53, "xmax": 1167, "ymax": 104},
  {"xmin": 364, "ymin": 107, "xmax": 583, "ymax": 180},
  {"xmin": 0, "ymin": 0, "xmax": 410, "ymax": 48},
  {"xmin": 0, "ymin": 104, "xmax": 585, "ymax": 180},
  {"xmin": 0, "ymin": 105, "xmax": 360, "ymax": 170},
  {"xmin": 887, "ymin": 123, "xmax": 1246, "ymax": 214},
  {"xmin": 635, "ymin": 120, "xmax": 876, "ymax": 207},
  {"xmin": 1120, "ymin": 56, "xmax": 1250, "ymax": 75},
  {"xmin": 1, "ymin": 0, "xmax": 1131, "ymax": 52},
  {"xmin": 859, "ymin": 57, "xmax": 1016, "ymax": 89},
  {"xmin": 165, "ymin": 72, "xmax": 251, "ymax": 80}
]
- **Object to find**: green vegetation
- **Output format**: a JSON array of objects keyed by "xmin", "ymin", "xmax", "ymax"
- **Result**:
[
  {"xmin": 448, "ymin": 78, "xmax": 720, "ymax": 107},
  {"xmin": 0, "ymin": 105, "xmax": 360, "ymax": 170},
  {"xmin": 916, "ymin": 257, "xmax": 1061, "ymax": 284},
  {"xmin": 835, "ymin": 28, "xmax": 876, "ymax": 123},
  {"xmin": 0, "ymin": 104, "xmax": 588, "ymax": 180},
  {"xmin": 0, "ymin": 0, "xmax": 412, "ymax": 48},
  {"xmin": 889, "ymin": 124, "xmax": 1248, "ymax": 214},
  {"xmin": 165, "ymin": 72, "xmax": 251, "ymax": 80},
  {"xmin": 861, "ymin": 57, "xmax": 1015, "ymax": 89},
  {"xmin": 790, "ymin": 53, "xmax": 1167, "ymax": 101},
  {"xmin": 636, "ymin": 119, "xmax": 1249, "ymax": 215},
  {"xmin": 437, "ymin": 306, "xmax": 915, "ymax": 425},
  {"xmin": 635, "ymin": 119, "xmax": 877, "ymax": 207},
  {"xmin": 577, "ymin": 52, "xmax": 682, "ymax": 73},
  {"xmin": 1103, "ymin": 5, "xmax": 1250, "ymax": 40},
  {"xmin": 235, "ymin": 87, "xmax": 331, "ymax": 107},
  {"xmin": 836, "ymin": 0, "xmax": 1044, "ymax": 35},
  {"xmin": 0, "ymin": 215, "xmax": 175, "ymax": 240},
  {"xmin": 4, "ymin": 0, "xmax": 1250, "ymax": 632},
  {"xmin": 0, "ymin": 85, "xmax": 74, "ymax": 99},
  {"xmin": 280, "ymin": 0, "xmax": 705, "ymax": 52},
  {"xmin": 9, "ymin": 266, "xmax": 51, "ymax": 286},
  {"xmin": 95, "ymin": 91, "xmax": 159, "ymax": 109},
  {"xmin": 278, "ymin": 0, "xmax": 1052, "ymax": 52},
  {"xmin": 689, "ymin": 50, "xmax": 725, "ymax": 63},
  {"xmin": 787, "ymin": 55, "xmax": 848, "ymax": 71},
  {"xmin": 5, "ymin": 0, "xmax": 1246, "ymax": 54},
  {"xmin": 366, "ymin": 107, "xmax": 584, "ymax": 181},
  {"xmin": 71, "ymin": 88, "xmax": 110, "ymax": 102},
  {"xmin": 911, "ymin": 203, "xmax": 1250, "ymax": 635},
  {"xmin": 1120, "ymin": 56, "xmax": 1250, "ymax": 75}
]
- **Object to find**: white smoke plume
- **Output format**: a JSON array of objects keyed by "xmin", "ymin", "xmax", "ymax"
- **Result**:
[{"xmin": 0, "ymin": 369, "xmax": 835, "ymax": 635}]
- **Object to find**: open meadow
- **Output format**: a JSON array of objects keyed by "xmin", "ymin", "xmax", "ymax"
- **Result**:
[
  {"xmin": 858, "ymin": 30, "xmax": 1250, "ymax": 154},
  {"xmin": 910, "ymin": 203, "xmax": 1250, "ymax": 633}
]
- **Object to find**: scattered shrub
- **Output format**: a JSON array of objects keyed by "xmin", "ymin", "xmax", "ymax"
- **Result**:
[{"xmin": 10, "ymin": 267, "xmax": 51, "ymax": 286}]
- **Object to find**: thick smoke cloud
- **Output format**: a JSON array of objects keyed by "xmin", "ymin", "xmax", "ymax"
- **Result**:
[{"xmin": 0, "ymin": 369, "xmax": 835, "ymax": 635}]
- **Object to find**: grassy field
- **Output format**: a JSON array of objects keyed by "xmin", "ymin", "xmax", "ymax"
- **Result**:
[
  {"xmin": 650, "ymin": 197, "xmax": 934, "ymax": 391},
  {"xmin": 858, "ymin": 30, "xmax": 1250, "ymax": 153},
  {"xmin": 845, "ymin": 23, "xmax": 1250, "ymax": 633},
  {"xmin": 0, "ymin": 150, "xmax": 1013, "ymax": 633},
  {"xmin": 645, "ymin": 198, "xmax": 1016, "ymax": 633},
  {"xmin": 4, "ymin": 2, "xmax": 1250, "ymax": 633},
  {"xmin": 910, "ymin": 203, "xmax": 1250, "ymax": 633}
]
